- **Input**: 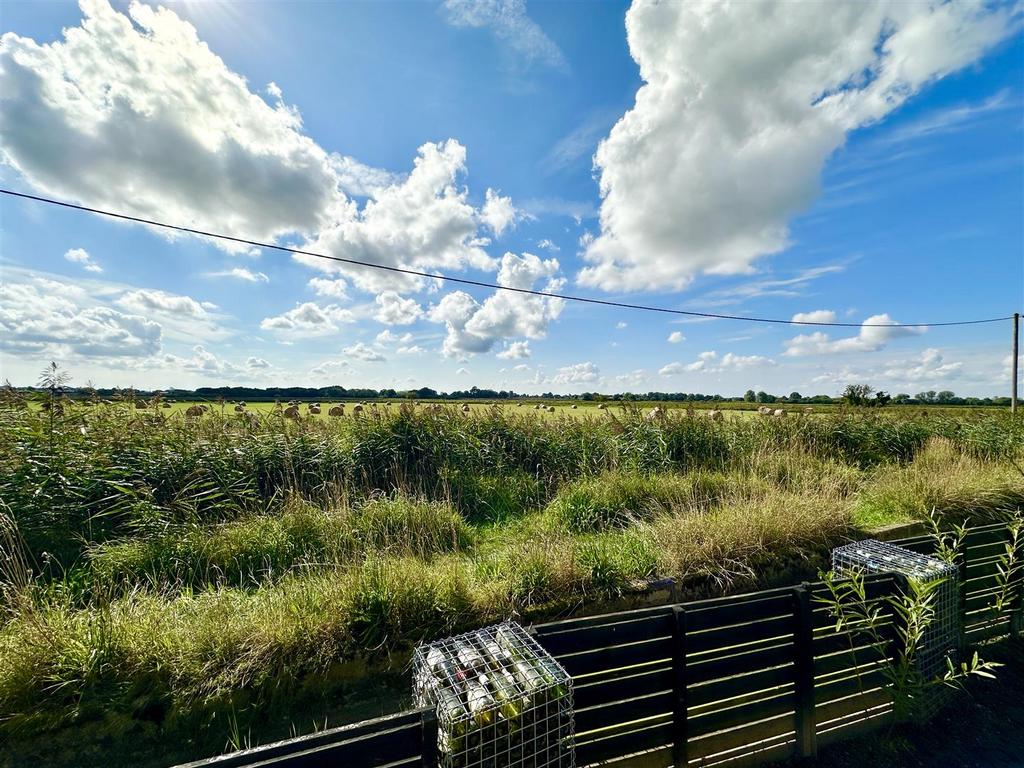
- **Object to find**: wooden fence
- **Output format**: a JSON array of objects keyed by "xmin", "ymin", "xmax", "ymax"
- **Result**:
[{"xmin": 175, "ymin": 523, "xmax": 1022, "ymax": 768}]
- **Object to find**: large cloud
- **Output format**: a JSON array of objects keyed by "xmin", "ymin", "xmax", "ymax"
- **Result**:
[
  {"xmin": 0, "ymin": 279, "xmax": 162, "ymax": 357},
  {"xmin": 0, "ymin": 0, "xmax": 338, "ymax": 251},
  {"xmin": 1, "ymin": 1, "xmax": 518, "ymax": 292},
  {"xmin": 428, "ymin": 252, "xmax": 564, "ymax": 357},
  {"xmin": 296, "ymin": 140, "xmax": 496, "ymax": 293},
  {"xmin": 579, "ymin": 0, "xmax": 1018, "ymax": 291}
]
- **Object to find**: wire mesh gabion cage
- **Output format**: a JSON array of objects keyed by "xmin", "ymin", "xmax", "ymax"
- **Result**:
[
  {"xmin": 413, "ymin": 621, "xmax": 575, "ymax": 768},
  {"xmin": 831, "ymin": 539, "xmax": 960, "ymax": 716}
]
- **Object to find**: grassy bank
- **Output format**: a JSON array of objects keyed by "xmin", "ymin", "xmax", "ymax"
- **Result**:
[{"xmin": 1, "ymin": 402, "xmax": 1021, "ymax": 767}]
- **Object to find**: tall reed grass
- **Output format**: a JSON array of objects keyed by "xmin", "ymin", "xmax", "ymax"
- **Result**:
[{"xmin": 0, "ymin": 402, "xmax": 1020, "ymax": 767}]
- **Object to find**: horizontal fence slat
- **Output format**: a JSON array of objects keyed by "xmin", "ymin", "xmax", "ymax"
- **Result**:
[
  {"xmin": 557, "ymin": 637, "xmax": 671, "ymax": 677},
  {"xmin": 172, "ymin": 710, "xmax": 426, "ymax": 768},
  {"xmin": 688, "ymin": 712, "xmax": 796, "ymax": 761},
  {"xmin": 690, "ymin": 737, "xmax": 794, "ymax": 768},
  {"xmin": 688, "ymin": 691, "xmax": 796, "ymax": 739},
  {"xmin": 688, "ymin": 664, "xmax": 795, "ymax": 709},
  {"xmin": 536, "ymin": 613, "xmax": 673, "ymax": 657},
  {"xmin": 535, "ymin": 605, "xmax": 671, "ymax": 636},
  {"xmin": 574, "ymin": 666, "xmax": 673, "ymax": 710},
  {"xmin": 687, "ymin": 642, "xmax": 795, "ymax": 686},
  {"xmin": 574, "ymin": 718, "xmax": 674, "ymax": 766},
  {"xmin": 575, "ymin": 690, "xmax": 674, "ymax": 736},
  {"xmin": 688, "ymin": 614, "xmax": 794, "ymax": 657},
  {"xmin": 685, "ymin": 593, "xmax": 794, "ymax": 633},
  {"xmin": 815, "ymin": 686, "xmax": 891, "ymax": 727}
]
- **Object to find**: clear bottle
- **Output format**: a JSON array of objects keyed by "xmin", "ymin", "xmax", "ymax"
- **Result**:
[
  {"xmin": 456, "ymin": 641, "xmax": 485, "ymax": 670},
  {"xmin": 488, "ymin": 668, "xmax": 525, "ymax": 721},
  {"xmin": 466, "ymin": 676, "xmax": 496, "ymax": 726}
]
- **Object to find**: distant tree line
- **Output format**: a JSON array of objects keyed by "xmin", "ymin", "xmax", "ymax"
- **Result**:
[{"xmin": 5, "ymin": 380, "xmax": 1011, "ymax": 407}]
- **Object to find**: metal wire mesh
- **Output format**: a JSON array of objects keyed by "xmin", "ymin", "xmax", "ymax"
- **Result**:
[
  {"xmin": 413, "ymin": 621, "xmax": 575, "ymax": 768},
  {"xmin": 832, "ymin": 539, "xmax": 960, "ymax": 716}
]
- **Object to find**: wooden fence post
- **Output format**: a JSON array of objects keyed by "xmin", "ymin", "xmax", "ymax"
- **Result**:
[
  {"xmin": 421, "ymin": 707, "xmax": 439, "ymax": 768},
  {"xmin": 671, "ymin": 605, "xmax": 689, "ymax": 768},
  {"xmin": 793, "ymin": 584, "xmax": 817, "ymax": 759}
]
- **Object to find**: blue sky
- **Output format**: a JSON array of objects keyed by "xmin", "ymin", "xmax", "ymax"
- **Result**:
[{"xmin": 1, "ymin": 0, "xmax": 1021, "ymax": 396}]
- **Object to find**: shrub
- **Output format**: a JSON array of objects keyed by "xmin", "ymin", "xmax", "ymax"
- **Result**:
[{"xmin": 855, "ymin": 438, "xmax": 1024, "ymax": 529}]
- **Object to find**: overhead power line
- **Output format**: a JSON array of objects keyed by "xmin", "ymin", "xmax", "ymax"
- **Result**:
[{"xmin": 1, "ymin": 187, "xmax": 1015, "ymax": 329}]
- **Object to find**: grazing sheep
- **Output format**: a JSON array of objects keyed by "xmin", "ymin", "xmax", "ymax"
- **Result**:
[
  {"xmin": 309, "ymin": 405, "xmax": 321, "ymax": 415},
  {"xmin": 284, "ymin": 405, "xmax": 299, "ymax": 419},
  {"xmin": 329, "ymin": 405, "xmax": 345, "ymax": 417},
  {"xmin": 708, "ymin": 410, "xmax": 724, "ymax": 421},
  {"xmin": 773, "ymin": 409, "xmax": 786, "ymax": 418},
  {"xmin": 185, "ymin": 405, "xmax": 205, "ymax": 418}
]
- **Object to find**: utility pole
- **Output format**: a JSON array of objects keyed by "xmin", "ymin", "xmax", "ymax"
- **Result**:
[{"xmin": 1014, "ymin": 312, "xmax": 1019, "ymax": 414}]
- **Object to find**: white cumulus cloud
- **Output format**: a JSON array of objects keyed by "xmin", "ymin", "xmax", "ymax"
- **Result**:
[
  {"xmin": 297, "ymin": 140, "xmax": 495, "ymax": 293},
  {"xmin": 480, "ymin": 188, "xmax": 521, "ymax": 237},
  {"xmin": 579, "ymin": 0, "xmax": 1018, "ymax": 291},
  {"xmin": 667, "ymin": 331, "xmax": 685, "ymax": 344},
  {"xmin": 374, "ymin": 291, "xmax": 424, "ymax": 325},
  {"xmin": 496, "ymin": 341, "xmax": 531, "ymax": 359},
  {"xmin": 64, "ymin": 247, "xmax": 102, "ymax": 273},
  {"xmin": 344, "ymin": 342, "xmax": 385, "ymax": 362},
  {"xmin": 0, "ymin": 279, "xmax": 161, "ymax": 358},
  {"xmin": 552, "ymin": 361, "xmax": 600, "ymax": 385},
  {"xmin": 783, "ymin": 313, "xmax": 924, "ymax": 356},
  {"xmin": 260, "ymin": 302, "xmax": 354, "ymax": 335},
  {"xmin": 428, "ymin": 252, "xmax": 565, "ymax": 357},
  {"xmin": 0, "ymin": 0, "xmax": 341, "ymax": 254},
  {"xmin": 792, "ymin": 310, "xmax": 837, "ymax": 324}
]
